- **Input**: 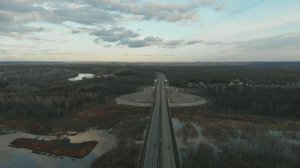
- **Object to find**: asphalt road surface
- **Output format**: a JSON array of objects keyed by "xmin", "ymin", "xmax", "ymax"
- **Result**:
[{"xmin": 140, "ymin": 74, "xmax": 180, "ymax": 168}]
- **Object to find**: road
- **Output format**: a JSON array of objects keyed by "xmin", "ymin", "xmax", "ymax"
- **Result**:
[{"xmin": 140, "ymin": 74, "xmax": 180, "ymax": 168}]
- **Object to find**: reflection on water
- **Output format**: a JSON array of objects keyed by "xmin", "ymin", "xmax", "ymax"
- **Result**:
[
  {"xmin": 172, "ymin": 118, "xmax": 185, "ymax": 131},
  {"xmin": 172, "ymin": 118, "xmax": 221, "ymax": 154},
  {"xmin": 68, "ymin": 74, "xmax": 95, "ymax": 81},
  {"xmin": 0, "ymin": 129, "xmax": 115, "ymax": 168},
  {"xmin": 268, "ymin": 130, "xmax": 300, "ymax": 146}
]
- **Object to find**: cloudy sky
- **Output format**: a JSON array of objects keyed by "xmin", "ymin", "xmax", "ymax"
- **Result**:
[{"xmin": 0, "ymin": 0, "xmax": 300, "ymax": 62}]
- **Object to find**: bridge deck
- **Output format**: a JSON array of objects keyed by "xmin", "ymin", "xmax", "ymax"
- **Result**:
[{"xmin": 140, "ymin": 74, "xmax": 180, "ymax": 168}]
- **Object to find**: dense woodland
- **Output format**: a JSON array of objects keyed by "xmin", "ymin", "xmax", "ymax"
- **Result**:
[
  {"xmin": 0, "ymin": 62, "xmax": 300, "ymax": 120},
  {"xmin": 199, "ymin": 85, "xmax": 300, "ymax": 118},
  {"xmin": 150, "ymin": 64, "xmax": 300, "ymax": 118},
  {"xmin": 0, "ymin": 64, "xmax": 153, "ymax": 120}
]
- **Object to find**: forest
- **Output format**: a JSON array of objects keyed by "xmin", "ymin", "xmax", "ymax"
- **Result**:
[
  {"xmin": 0, "ymin": 62, "xmax": 300, "ymax": 120},
  {"xmin": 0, "ymin": 63, "xmax": 153, "ymax": 120},
  {"xmin": 150, "ymin": 63, "xmax": 300, "ymax": 118}
]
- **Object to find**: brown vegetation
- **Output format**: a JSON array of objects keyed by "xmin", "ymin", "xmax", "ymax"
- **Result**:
[
  {"xmin": 172, "ymin": 107, "xmax": 300, "ymax": 168},
  {"xmin": 10, "ymin": 138, "xmax": 98, "ymax": 158},
  {"xmin": 91, "ymin": 117, "xmax": 147, "ymax": 168},
  {"xmin": 0, "ymin": 105, "xmax": 148, "ymax": 135}
]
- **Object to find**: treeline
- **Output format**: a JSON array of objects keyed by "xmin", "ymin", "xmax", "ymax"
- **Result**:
[
  {"xmin": 198, "ymin": 85, "xmax": 300, "ymax": 118},
  {"xmin": 1, "ymin": 63, "xmax": 299, "ymax": 120},
  {"xmin": 0, "ymin": 64, "xmax": 154, "ymax": 120},
  {"xmin": 146, "ymin": 65, "xmax": 300, "ymax": 86},
  {"xmin": 149, "ymin": 65, "xmax": 300, "ymax": 119},
  {"xmin": 0, "ymin": 92, "xmax": 97, "ymax": 120}
]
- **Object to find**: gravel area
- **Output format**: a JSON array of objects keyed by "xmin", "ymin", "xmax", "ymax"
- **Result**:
[
  {"xmin": 115, "ymin": 87, "xmax": 154, "ymax": 107},
  {"xmin": 116, "ymin": 86, "xmax": 207, "ymax": 107},
  {"xmin": 167, "ymin": 87, "xmax": 207, "ymax": 107}
]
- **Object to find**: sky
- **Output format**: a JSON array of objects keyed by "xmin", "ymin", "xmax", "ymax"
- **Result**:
[{"xmin": 0, "ymin": 0, "xmax": 300, "ymax": 62}]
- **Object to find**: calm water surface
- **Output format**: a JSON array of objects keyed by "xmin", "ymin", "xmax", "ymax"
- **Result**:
[{"xmin": 0, "ymin": 129, "xmax": 115, "ymax": 168}]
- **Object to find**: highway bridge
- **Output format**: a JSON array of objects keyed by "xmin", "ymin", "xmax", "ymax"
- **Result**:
[{"xmin": 139, "ymin": 74, "xmax": 180, "ymax": 168}]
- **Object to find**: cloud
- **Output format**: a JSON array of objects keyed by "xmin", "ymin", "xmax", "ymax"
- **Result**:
[
  {"xmin": 118, "ymin": 34, "xmax": 220, "ymax": 48},
  {"xmin": 0, "ymin": 0, "xmax": 121, "ymax": 37},
  {"xmin": 186, "ymin": 39, "xmax": 205, "ymax": 45},
  {"xmin": 90, "ymin": 27, "xmax": 139, "ymax": 43},
  {"xmin": 210, "ymin": 32, "xmax": 300, "ymax": 61},
  {"xmin": 185, "ymin": 39, "xmax": 222, "ymax": 46},
  {"xmin": 0, "ymin": 49, "xmax": 9, "ymax": 54},
  {"xmin": 235, "ymin": 33, "xmax": 300, "ymax": 51},
  {"xmin": 193, "ymin": 0, "xmax": 216, "ymax": 5},
  {"xmin": 0, "ymin": 24, "xmax": 45, "ymax": 34},
  {"xmin": 90, "ymin": 27, "xmax": 170, "ymax": 48},
  {"xmin": 50, "ymin": 7, "xmax": 120, "ymax": 25},
  {"xmin": 0, "ymin": 0, "xmax": 220, "ymax": 29},
  {"xmin": 0, "ymin": 12, "xmax": 46, "ymax": 36},
  {"xmin": 0, "ymin": 13, "xmax": 14, "ymax": 22},
  {"xmin": 88, "ymin": 27, "xmax": 190, "ymax": 48},
  {"xmin": 88, "ymin": 26, "xmax": 222, "ymax": 48},
  {"xmin": 119, "ymin": 36, "xmax": 164, "ymax": 48},
  {"xmin": 0, "ymin": 0, "xmax": 223, "ymax": 49},
  {"xmin": 71, "ymin": 29, "xmax": 80, "ymax": 34},
  {"xmin": 86, "ymin": 0, "xmax": 218, "ymax": 22},
  {"xmin": 0, "ymin": 0, "xmax": 43, "ymax": 13},
  {"xmin": 214, "ymin": 4, "xmax": 226, "ymax": 11},
  {"xmin": 0, "ymin": 0, "xmax": 222, "ymax": 37}
]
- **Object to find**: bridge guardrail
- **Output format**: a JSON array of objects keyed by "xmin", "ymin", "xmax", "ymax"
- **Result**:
[{"xmin": 138, "ymin": 79, "xmax": 159, "ymax": 168}]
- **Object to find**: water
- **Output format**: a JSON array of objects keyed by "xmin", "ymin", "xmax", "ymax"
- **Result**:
[
  {"xmin": 172, "ymin": 118, "xmax": 221, "ymax": 154},
  {"xmin": 268, "ymin": 130, "xmax": 300, "ymax": 146},
  {"xmin": 68, "ymin": 74, "xmax": 95, "ymax": 81},
  {"xmin": 0, "ymin": 129, "xmax": 115, "ymax": 168},
  {"xmin": 172, "ymin": 118, "xmax": 207, "ymax": 148}
]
